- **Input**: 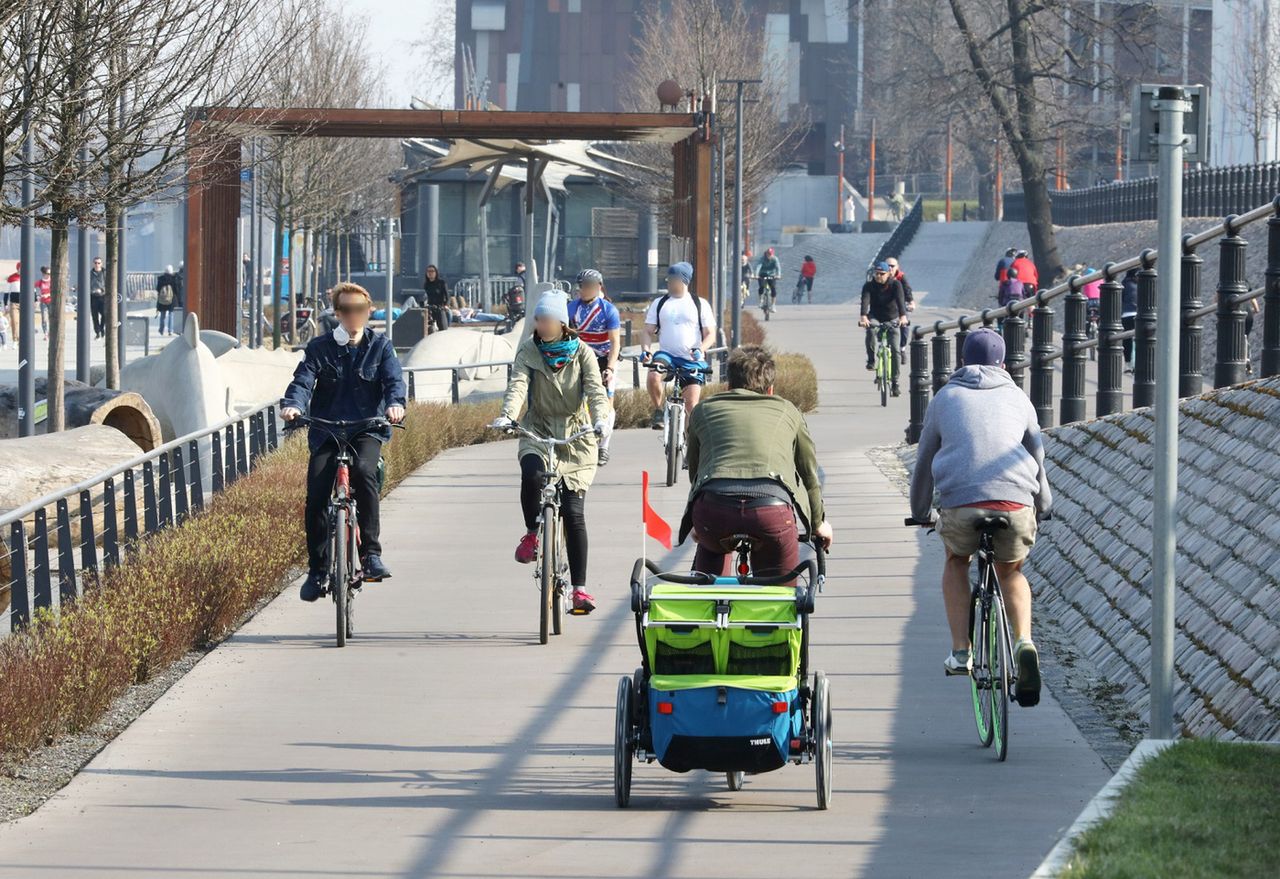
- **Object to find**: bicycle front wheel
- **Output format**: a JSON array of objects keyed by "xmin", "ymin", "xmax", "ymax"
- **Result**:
[
  {"xmin": 539, "ymin": 506, "xmax": 556, "ymax": 645},
  {"xmin": 970, "ymin": 593, "xmax": 994, "ymax": 747},
  {"xmin": 333, "ymin": 507, "xmax": 348, "ymax": 648},
  {"xmin": 552, "ymin": 516, "xmax": 567, "ymax": 635},
  {"xmin": 991, "ymin": 592, "xmax": 1011, "ymax": 761},
  {"xmin": 664, "ymin": 406, "xmax": 681, "ymax": 487}
]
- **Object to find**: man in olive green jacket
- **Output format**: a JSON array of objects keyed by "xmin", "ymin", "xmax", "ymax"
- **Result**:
[{"xmin": 681, "ymin": 346, "xmax": 833, "ymax": 578}]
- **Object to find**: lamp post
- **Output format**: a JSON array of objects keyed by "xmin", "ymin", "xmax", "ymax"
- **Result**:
[
  {"xmin": 868, "ymin": 118, "xmax": 877, "ymax": 222},
  {"xmin": 835, "ymin": 125, "xmax": 846, "ymax": 226},
  {"xmin": 720, "ymin": 77, "xmax": 761, "ymax": 350}
]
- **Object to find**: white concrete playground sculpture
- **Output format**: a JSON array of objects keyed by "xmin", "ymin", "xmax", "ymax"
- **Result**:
[
  {"xmin": 119, "ymin": 313, "xmax": 301, "ymax": 440},
  {"xmin": 401, "ymin": 319, "xmax": 524, "ymax": 403}
]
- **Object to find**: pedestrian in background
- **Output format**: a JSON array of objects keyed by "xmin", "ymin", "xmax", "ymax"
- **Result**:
[
  {"xmin": 37, "ymin": 266, "xmax": 51, "ymax": 340},
  {"xmin": 4, "ymin": 262, "xmax": 19, "ymax": 346},
  {"xmin": 90, "ymin": 257, "xmax": 106, "ymax": 339},
  {"xmin": 155, "ymin": 265, "xmax": 178, "ymax": 336}
]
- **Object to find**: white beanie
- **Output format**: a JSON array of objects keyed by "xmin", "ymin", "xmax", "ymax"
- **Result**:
[{"xmin": 533, "ymin": 290, "xmax": 570, "ymax": 325}]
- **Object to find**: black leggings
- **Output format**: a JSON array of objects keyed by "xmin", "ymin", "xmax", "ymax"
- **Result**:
[{"xmin": 520, "ymin": 454, "xmax": 588, "ymax": 587}]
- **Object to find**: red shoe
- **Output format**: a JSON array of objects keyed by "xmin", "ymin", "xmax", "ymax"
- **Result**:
[
  {"xmin": 515, "ymin": 531, "xmax": 538, "ymax": 564},
  {"xmin": 571, "ymin": 589, "xmax": 596, "ymax": 615}
]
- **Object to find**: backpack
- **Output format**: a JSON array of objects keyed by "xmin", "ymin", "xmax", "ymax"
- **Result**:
[
  {"xmin": 157, "ymin": 283, "xmax": 174, "ymax": 306},
  {"xmin": 653, "ymin": 293, "xmax": 705, "ymax": 341}
]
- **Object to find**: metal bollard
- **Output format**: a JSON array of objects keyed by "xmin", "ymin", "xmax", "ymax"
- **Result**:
[
  {"xmin": 1214, "ymin": 219, "xmax": 1249, "ymax": 388},
  {"xmin": 1002, "ymin": 308, "xmax": 1027, "ymax": 391},
  {"xmin": 906, "ymin": 331, "xmax": 930, "ymax": 444},
  {"xmin": 930, "ymin": 330, "xmax": 951, "ymax": 394},
  {"xmin": 954, "ymin": 318, "xmax": 970, "ymax": 368},
  {"xmin": 451, "ymin": 368, "xmax": 461, "ymax": 404},
  {"xmin": 407, "ymin": 371, "xmax": 417, "ymax": 402},
  {"xmin": 1061, "ymin": 278, "xmax": 1088, "ymax": 424},
  {"xmin": 1265, "ymin": 198, "xmax": 1280, "ymax": 378},
  {"xmin": 1179, "ymin": 234, "xmax": 1204, "ymax": 397},
  {"xmin": 1133, "ymin": 250, "xmax": 1158, "ymax": 407},
  {"xmin": 1030, "ymin": 296, "xmax": 1056, "ymax": 428},
  {"xmin": 1097, "ymin": 264, "xmax": 1125, "ymax": 416}
]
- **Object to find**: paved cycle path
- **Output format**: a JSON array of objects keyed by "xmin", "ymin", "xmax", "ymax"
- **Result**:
[{"xmin": 0, "ymin": 302, "xmax": 1110, "ymax": 878}]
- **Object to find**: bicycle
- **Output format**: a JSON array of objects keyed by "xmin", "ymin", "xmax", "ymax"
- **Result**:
[
  {"xmin": 868, "ymin": 321, "xmax": 898, "ymax": 407},
  {"xmin": 905, "ymin": 512, "xmax": 1047, "ymax": 761},
  {"xmin": 646, "ymin": 356, "xmax": 707, "ymax": 487},
  {"xmin": 285, "ymin": 415, "xmax": 402, "ymax": 647},
  {"xmin": 492, "ymin": 421, "xmax": 601, "ymax": 645},
  {"xmin": 758, "ymin": 276, "xmax": 778, "ymax": 320}
]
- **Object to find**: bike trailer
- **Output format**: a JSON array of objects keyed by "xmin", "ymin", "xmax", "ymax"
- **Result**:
[{"xmin": 644, "ymin": 582, "xmax": 804, "ymax": 774}]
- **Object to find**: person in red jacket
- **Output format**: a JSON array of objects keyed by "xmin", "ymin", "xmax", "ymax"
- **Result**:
[
  {"xmin": 798, "ymin": 255, "xmax": 817, "ymax": 303},
  {"xmin": 1010, "ymin": 251, "xmax": 1038, "ymax": 295},
  {"xmin": 5, "ymin": 262, "xmax": 20, "ymax": 346}
]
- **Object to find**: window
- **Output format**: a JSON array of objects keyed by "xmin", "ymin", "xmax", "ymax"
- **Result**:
[{"xmin": 471, "ymin": 0, "xmax": 505, "ymax": 31}]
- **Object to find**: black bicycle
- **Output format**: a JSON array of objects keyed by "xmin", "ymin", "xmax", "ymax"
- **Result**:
[
  {"xmin": 287, "ymin": 415, "xmax": 402, "ymax": 647},
  {"xmin": 492, "ymin": 421, "xmax": 600, "ymax": 645},
  {"xmin": 906, "ymin": 513, "xmax": 1047, "ymax": 760},
  {"xmin": 645, "ymin": 357, "xmax": 707, "ymax": 487}
]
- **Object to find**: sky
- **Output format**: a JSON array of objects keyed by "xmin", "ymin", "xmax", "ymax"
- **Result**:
[{"xmin": 344, "ymin": 0, "xmax": 455, "ymax": 108}]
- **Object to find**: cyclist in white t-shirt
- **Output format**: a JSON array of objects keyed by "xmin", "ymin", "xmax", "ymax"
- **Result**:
[{"xmin": 641, "ymin": 261, "xmax": 716, "ymax": 429}]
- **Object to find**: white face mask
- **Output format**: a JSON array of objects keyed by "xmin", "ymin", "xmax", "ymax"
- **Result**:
[{"xmin": 333, "ymin": 325, "xmax": 350, "ymax": 345}]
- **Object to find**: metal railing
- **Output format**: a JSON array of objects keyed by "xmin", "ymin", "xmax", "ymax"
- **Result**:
[
  {"xmin": 2, "ymin": 403, "xmax": 282, "ymax": 632},
  {"xmin": 906, "ymin": 197, "xmax": 1280, "ymax": 443},
  {"xmin": 871, "ymin": 196, "xmax": 924, "ymax": 270},
  {"xmin": 1002, "ymin": 162, "xmax": 1280, "ymax": 226}
]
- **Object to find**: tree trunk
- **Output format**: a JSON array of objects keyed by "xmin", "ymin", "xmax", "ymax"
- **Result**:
[
  {"xmin": 104, "ymin": 207, "xmax": 120, "ymax": 389},
  {"xmin": 47, "ymin": 218, "xmax": 70, "ymax": 431}
]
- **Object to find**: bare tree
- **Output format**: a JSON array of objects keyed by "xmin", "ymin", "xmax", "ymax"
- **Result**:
[
  {"xmin": 411, "ymin": 2, "xmax": 457, "ymax": 109},
  {"xmin": 617, "ymin": 0, "xmax": 808, "ymax": 214}
]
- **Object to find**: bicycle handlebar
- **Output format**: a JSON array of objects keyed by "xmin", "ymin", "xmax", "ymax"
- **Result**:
[
  {"xmin": 283, "ymin": 415, "xmax": 404, "ymax": 435},
  {"xmin": 491, "ymin": 421, "xmax": 600, "ymax": 446},
  {"xmin": 904, "ymin": 516, "xmax": 936, "ymax": 528}
]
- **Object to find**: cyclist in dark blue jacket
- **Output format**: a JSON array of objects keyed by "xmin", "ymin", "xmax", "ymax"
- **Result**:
[{"xmin": 281, "ymin": 283, "xmax": 406, "ymax": 601}]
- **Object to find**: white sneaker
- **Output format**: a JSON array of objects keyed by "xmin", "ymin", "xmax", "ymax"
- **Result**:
[{"xmin": 944, "ymin": 649, "xmax": 972, "ymax": 676}]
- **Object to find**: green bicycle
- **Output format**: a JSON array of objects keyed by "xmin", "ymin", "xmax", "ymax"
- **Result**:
[{"xmin": 869, "ymin": 321, "xmax": 898, "ymax": 407}]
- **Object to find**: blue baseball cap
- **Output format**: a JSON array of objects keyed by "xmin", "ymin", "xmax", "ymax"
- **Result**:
[
  {"xmin": 962, "ymin": 328, "xmax": 1006, "ymax": 366},
  {"xmin": 873, "ymin": 261, "xmax": 891, "ymax": 272},
  {"xmin": 667, "ymin": 262, "xmax": 693, "ymax": 284}
]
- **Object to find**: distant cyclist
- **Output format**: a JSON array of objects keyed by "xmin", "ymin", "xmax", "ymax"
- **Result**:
[
  {"xmin": 859, "ymin": 261, "xmax": 909, "ymax": 395},
  {"xmin": 493, "ymin": 289, "xmax": 610, "ymax": 614},
  {"xmin": 798, "ymin": 255, "xmax": 817, "ymax": 302},
  {"xmin": 994, "ymin": 247, "xmax": 1017, "ymax": 284},
  {"xmin": 281, "ymin": 282, "xmax": 406, "ymax": 602},
  {"xmin": 908, "ymin": 329, "xmax": 1051, "ymax": 703},
  {"xmin": 642, "ymin": 261, "xmax": 716, "ymax": 429},
  {"xmin": 568, "ymin": 268, "xmax": 620, "ymax": 465},
  {"xmin": 1011, "ymin": 250, "xmax": 1039, "ymax": 296},
  {"xmin": 885, "ymin": 257, "xmax": 913, "ymax": 350},
  {"xmin": 683, "ymin": 346, "xmax": 833, "ymax": 579},
  {"xmin": 756, "ymin": 247, "xmax": 781, "ymax": 305}
]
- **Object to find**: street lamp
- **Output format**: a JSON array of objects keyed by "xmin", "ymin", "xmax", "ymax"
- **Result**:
[{"xmin": 834, "ymin": 126, "xmax": 846, "ymax": 226}]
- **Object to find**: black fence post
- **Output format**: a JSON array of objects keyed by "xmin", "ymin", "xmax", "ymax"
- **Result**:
[
  {"xmin": 143, "ymin": 462, "xmax": 159, "ymax": 534},
  {"xmin": 158, "ymin": 451, "xmax": 173, "ymax": 528},
  {"xmin": 1061, "ymin": 279, "xmax": 1088, "ymax": 424},
  {"xmin": 1134, "ymin": 250, "xmax": 1158, "ymax": 407},
  {"xmin": 907, "ymin": 330, "xmax": 930, "ymax": 444},
  {"xmin": 172, "ymin": 445, "xmax": 190, "ymax": 524},
  {"xmin": 78, "ymin": 488, "xmax": 97, "ymax": 575},
  {"xmin": 103, "ymin": 476, "xmax": 120, "ymax": 568},
  {"xmin": 266, "ymin": 405, "xmax": 278, "ymax": 450},
  {"xmin": 211, "ymin": 430, "xmax": 224, "ymax": 493},
  {"xmin": 1002, "ymin": 308, "xmax": 1028, "ymax": 390},
  {"xmin": 930, "ymin": 331, "xmax": 951, "ymax": 394},
  {"xmin": 1180, "ymin": 235, "xmax": 1205, "ymax": 397},
  {"xmin": 407, "ymin": 370, "xmax": 417, "ymax": 402},
  {"xmin": 1097, "ymin": 264, "xmax": 1125, "ymax": 417},
  {"xmin": 123, "ymin": 468, "xmax": 139, "ymax": 542},
  {"xmin": 9, "ymin": 521, "xmax": 29, "ymax": 629},
  {"xmin": 1265, "ymin": 198, "xmax": 1280, "ymax": 378},
  {"xmin": 1030, "ymin": 296, "xmax": 1056, "ymax": 428},
  {"xmin": 224, "ymin": 425, "xmax": 237, "ymax": 486},
  {"xmin": 1214, "ymin": 218, "xmax": 1249, "ymax": 388},
  {"xmin": 235, "ymin": 421, "xmax": 249, "ymax": 476},
  {"xmin": 188, "ymin": 439, "xmax": 204, "ymax": 512},
  {"xmin": 451, "ymin": 368, "xmax": 461, "ymax": 404},
  {"xmin": 32, "ymin": 508, "xmax": 51, "ymax": 615},
  {"xmin": 55, "ymin": 498, "xmax": 77, "ymax": 604}
]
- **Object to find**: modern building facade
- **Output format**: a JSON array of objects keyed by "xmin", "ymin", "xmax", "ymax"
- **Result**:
[{"xmin": 454, "ymin": 0, "xmax": 861, "ymax": 175}]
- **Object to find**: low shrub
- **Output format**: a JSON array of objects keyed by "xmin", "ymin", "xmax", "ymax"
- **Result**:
[{"xmin": 0, "ymin": 398, "xmax": 500, "ymax": 761}]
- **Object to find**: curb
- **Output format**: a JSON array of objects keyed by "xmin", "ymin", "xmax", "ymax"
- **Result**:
[{"xmin": 1028, "ymin": 738, "xmax": 1175, "ymax": 878}]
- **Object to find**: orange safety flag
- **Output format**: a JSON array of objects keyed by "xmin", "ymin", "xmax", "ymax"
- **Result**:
[{"xmin": 642, "ymin": 471, "xmax": 672, "ymax": 549}]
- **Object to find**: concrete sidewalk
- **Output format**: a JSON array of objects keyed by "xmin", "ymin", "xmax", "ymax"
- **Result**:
[{"xmin": 0, "ymin": 303, "xmax": 1110, "ymax": 878}]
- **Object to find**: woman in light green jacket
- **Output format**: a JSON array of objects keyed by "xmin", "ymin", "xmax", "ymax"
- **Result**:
[{"xmin": 493, "ymin": 290, "xmax": 610, "ymax": 614}]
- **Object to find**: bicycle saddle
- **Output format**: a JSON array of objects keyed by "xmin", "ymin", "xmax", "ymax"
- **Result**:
[
  {"xmin": 718, "ymin": 533, "xmax": 758, "ymax": 554},
  {"xmin": 976, "ymin": 515, "xmax": 1011, "ymax": 531}
]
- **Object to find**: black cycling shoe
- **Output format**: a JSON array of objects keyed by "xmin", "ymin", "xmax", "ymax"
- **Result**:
[
  {"xmin": 300, "ymin": 571, "xmax": 327, "ymax": 602},
  {"xmin": 362, "ymin": 554, "xmax": 392, "ymax": 582},
  {"xmin": 865, "ymin": 361, "xmax": 874, "ymax": 371},
  {"xmin": 891, "ymin": 384, "xmax": 901, "ymax": 397}
]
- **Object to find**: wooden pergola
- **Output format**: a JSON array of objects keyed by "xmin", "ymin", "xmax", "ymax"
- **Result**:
[{"xmin": 184, "ymin": 108, "xmax": 713, "ymax": 334}]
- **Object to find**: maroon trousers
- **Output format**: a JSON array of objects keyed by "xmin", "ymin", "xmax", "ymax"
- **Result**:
[{"xmin": 690, "ymin": 493, "xmax": 799, "ymax": 579}]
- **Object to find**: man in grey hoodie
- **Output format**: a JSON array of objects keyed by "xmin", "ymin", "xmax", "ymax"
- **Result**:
[{"xmin": 909, "ymin": 328, "xmax": 1052, "ymax": 706}]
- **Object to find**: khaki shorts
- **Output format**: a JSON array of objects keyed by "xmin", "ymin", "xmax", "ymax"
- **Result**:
[{"xmin": 938, "ymin": 505, "xmax": 1037, "ymax": 563}]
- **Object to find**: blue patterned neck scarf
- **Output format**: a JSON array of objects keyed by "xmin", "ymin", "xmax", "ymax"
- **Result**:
[{"xmin": 536, "ymin": 336, "xmax": 579, "ymax": 371}]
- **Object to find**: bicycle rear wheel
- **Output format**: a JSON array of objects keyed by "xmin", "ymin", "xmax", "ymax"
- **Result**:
[
  {"xmin": 614, "ymin": 675, "xmax": 635, "ymax": 807},
  {"xmin": 552, "ymin": 516, "xmax": 567, "ymax": 635},
  {"xmin": 333, "ymin": 508, "xmax": 348, "ymax": 648},
  {"xmin": 345, "ymin": 520, "xmax": 358, "ymax": 640},
  {"xmin": 538, "ymin": 505, "xmax": 556, "ymax": 645},
  {"xmin": 991, "ymin": 592, "xmax": 1011, "ymax": 761},
  {"xmin": 970, "ymin": 593, "xmax": 994, "ymax": 747},
  {"xmin": 813, "ymin": 671, "xmax": 832, "ymax": 810}
]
